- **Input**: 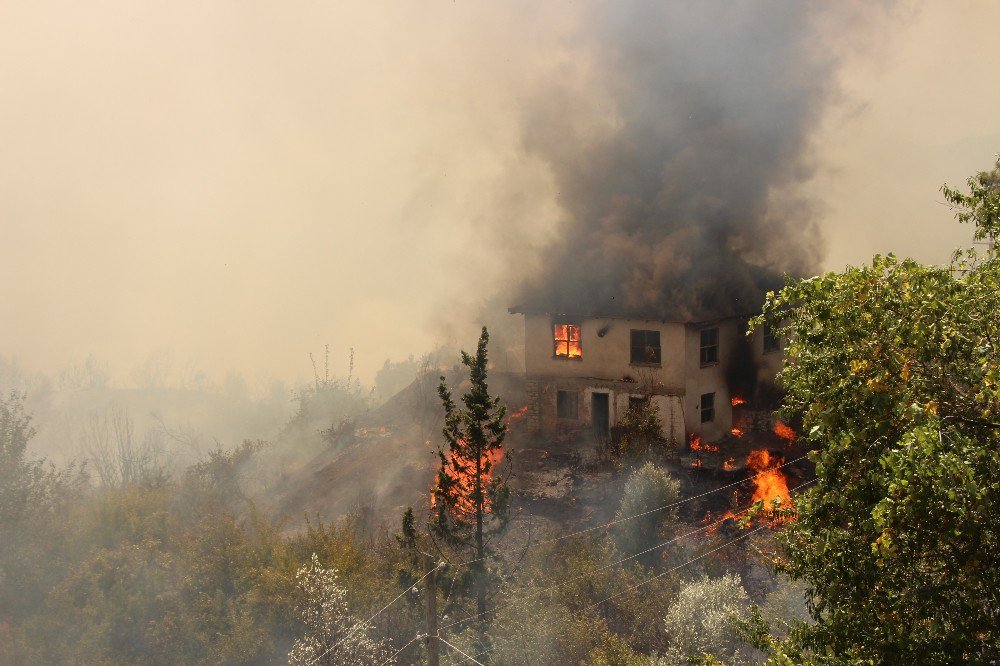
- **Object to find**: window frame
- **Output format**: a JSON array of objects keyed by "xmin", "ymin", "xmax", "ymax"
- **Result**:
[
  {"xmin": 629, "ymin": 329, "xmax": 662, "ymax": 366},
  {"xmin": 699, "ymin": 327, "xmax": 719, "ymax": 367},
  {"xmin": 553, "ymin": 321, "xmax": 583, "ymax": 360},
  {"xmin": 700, "ymin": 392, "xmax": 716, "ymax": 423}
]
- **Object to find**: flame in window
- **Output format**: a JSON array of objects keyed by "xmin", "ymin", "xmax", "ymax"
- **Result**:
[{"xmin": 554, "ymin": 323, "xmax": 582, "ymax": 358}]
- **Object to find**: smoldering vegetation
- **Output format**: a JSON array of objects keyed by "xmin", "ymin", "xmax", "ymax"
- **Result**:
[{"xmin": 0, "ymin": 356, "xmax": 812, "ymax": 665}]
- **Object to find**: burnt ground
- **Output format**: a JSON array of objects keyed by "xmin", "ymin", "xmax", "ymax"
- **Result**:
[{"xmin": 263, "ymin": 370, "xmax": 813, "ymax": 565}]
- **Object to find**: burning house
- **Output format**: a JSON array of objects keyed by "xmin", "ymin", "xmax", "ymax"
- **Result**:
[{"xmin": 509, "ymin": 305, "xmax": 783, "ymax": 445}]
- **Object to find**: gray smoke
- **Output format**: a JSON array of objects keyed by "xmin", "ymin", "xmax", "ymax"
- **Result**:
[{"xmin": 514, "ymin": 2, "xmax": 879, "ymax": 320}]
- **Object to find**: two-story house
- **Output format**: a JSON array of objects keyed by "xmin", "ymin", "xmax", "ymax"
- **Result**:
[{"xmin": 508, "ymin": 307, "xmax": 782, "ymax": 444}]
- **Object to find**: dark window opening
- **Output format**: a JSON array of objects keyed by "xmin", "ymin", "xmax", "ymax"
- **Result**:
[
  {"xmin": 630, "ymin": 329, "xmax": 661, "ymax": 365},
  {"xmin": 591, "ymin": 392, "xmax": 610, "ymax": 436},
  {"xmin": 700, "ymin": 392, "xmax": 715, "ymax": 423},
  {"xmin": 763, "ymin": 323, "xmax": 781, "ymax": 354},
  {"xmin": 554, "ymin": 323, "xmax": 582, "ymax": 359},
  {"xmin": 556, "ymin": 390, "xmax": 579, "ymax": 419},
  {"xmin": 700, "ymin": 328, "xmax": 719, "ymax": 366}
]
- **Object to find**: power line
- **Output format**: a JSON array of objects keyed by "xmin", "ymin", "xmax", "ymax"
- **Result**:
[
  {"xmin": 376, "ymin": 633, "xmax": 424, "ymax": 666},
  {"xmin": 305, "ymin": 561, "xmax": 442, "ymax": 666},
  {"xmin": 456, "ymin": 523, "xmax": 771, "ymax": 666},
  {"xmin": 438, "ymin": 637, "xmax": 487, "ymax": 666},
  {"xmin": 582, "ymin": 524, "xmax": 767, "ymax": 614},
  {"xmin": 439, "ymin": 477, "xmax": 816, "ymax": 635},
  {"xmin": 446, "ymin": 453, "xmax": 809, "ymax": 570}
]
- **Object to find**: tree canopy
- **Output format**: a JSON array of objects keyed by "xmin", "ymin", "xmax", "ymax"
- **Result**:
[{"xmin": 748, "ymin": 156, "xmax": 1000, "ymax": 663}]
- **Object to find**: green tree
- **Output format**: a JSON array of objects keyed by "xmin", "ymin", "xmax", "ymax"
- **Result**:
[
  {"xmin": 612, "ymin": 462, "xmax": 680, "ymax": 564},
  {"xmin": 749, "ymin": 157, "xmax": 1000, "ymax": 663},
  {"xmin": 430, "ymin": 326, "xmax": 510, "ymax": 628},
  {"xmin": 662, "ymin": 575, "xmax": 753, "ymax": 666}
]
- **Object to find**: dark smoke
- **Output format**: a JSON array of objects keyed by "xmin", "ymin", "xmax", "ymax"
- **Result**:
[{"xmin": 514, "ymin": 3, "xmax": 871, "ymax": 320}]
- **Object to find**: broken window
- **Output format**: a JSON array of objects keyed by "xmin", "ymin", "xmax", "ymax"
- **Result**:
[
  {"xmin": 762, "ymin": 323, "xmax": 781, "ymax": 354},
  {"xmin": 553, "ymin": 323, "xmax": 582, "ymax": 359},
  {"xmin": 700, "ymin": 327, "xmax": 719, "ymax": 366},
  {"xmin": 556, "ymin": 389, "xmax": 578, "ymax": 418},
  {"xmin": 700, "ymin": 392, "xmax": 715, "ymax": 423},
  {"xmin": 630, "ymin": 329, "xmax": 661, "ymax": 364}
]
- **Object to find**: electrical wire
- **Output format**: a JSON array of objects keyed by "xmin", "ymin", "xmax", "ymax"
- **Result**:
[
  {"xmin": 438, "ymin": 477, "xmax": 816, "ymax": 635},
  {"xmin": 438, "ymin": 637, "xmax": 488, "ymax": 665},
  {"xmin": 305, "ymin": 562, "xmax": 441, "ymax": 666},
  {"xmin": 376, "ymin": 633, "xmax": 424, "ymax": 666},
  {"xmin": 447, "ymin": 453, "xmax": 809, "ymax": 569}
]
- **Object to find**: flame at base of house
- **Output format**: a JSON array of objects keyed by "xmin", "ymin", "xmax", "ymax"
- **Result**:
[
  {"xmin": 689, "ymin": 433, "xmax": 719, "ymax": 453},
  {"xmin": 746, "ymin": 449, "xmax": 791, "ymax": 511},
  {"xmin": 703, "ymin": 448, "xmax": 794, "ymax": 531}
]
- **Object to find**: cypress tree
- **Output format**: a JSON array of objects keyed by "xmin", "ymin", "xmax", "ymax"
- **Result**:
[{"xmin": 430, "ymin": 326, "xmax": 510, "ymax": 629}]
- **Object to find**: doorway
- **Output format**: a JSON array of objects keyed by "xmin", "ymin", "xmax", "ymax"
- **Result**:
[{"xmin": 591, "ymin": 392, "xmax": 610, "ymax": 438}]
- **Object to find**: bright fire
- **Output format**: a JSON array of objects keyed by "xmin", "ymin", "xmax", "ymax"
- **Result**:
[
  {"xmin": 431, "ymin": 445, "xmax": 504, "ymax": 517},
  {"xmin": 554, "ymin": 323, "xmax": 582, "ymax": 358},
  {"xmin": 730, "ymin": 427, "xmax": 744, "ymax": 437},
  {"xmin": 507, "ymin": 405, "xmax": 529, "ymax": 429},
  {"xmin": 704, "ymin": 449, "xmax": 794, "ymax": 532},
  {"xmin": 773, "ymin": 421, "xmax": 796, "ymax": 446},
  {"xmin": 731, "ymin": 395, "xmax": 747, "ymax": 406},
  {"xmin": 689, "ymin": 433, "xmax": 719, "ymax": 453},
  {"xmin": 746, "ymin": 449, "xmax": 791, "ymax": 514}
]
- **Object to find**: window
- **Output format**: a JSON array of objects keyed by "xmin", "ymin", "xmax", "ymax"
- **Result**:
[
  {"xmin": 700, "ymin": 392, "xmax": 715, "ymax": 423},
  {"xmin": 630, "ymin": 329, "xmax": 661, "ymax": 364},
  {"xmin": 700, "ymin": 328, "xmax": 719, "ymax": 366},
  {"xmin": 553, "ymin": 323, "xmax": 582, "ymax": 359},
  {"xmin": 763, "ymin": 323, "xmax": 781, "ymax": 354},
  {"xmin": 556, "ymin": 390, "xmax": 578, "ymax": 418}
]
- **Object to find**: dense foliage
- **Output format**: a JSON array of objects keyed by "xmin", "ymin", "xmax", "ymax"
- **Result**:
[{"xmin": 750, "ymin": 157, "xmax": 1000, "ymax": 663}]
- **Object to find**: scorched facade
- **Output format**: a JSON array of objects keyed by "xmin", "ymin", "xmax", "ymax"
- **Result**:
[{"xmin": 510, "ymin": 308, "xmax": 782, "ymax": 444}]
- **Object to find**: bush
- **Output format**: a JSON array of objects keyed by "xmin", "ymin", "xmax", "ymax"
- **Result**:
[
  {"xmin": 662, "ymin": 574, "xmax": 755, "ymax": 665},
  {"xmin": 612, "ymin": 462, "xmax": 680, "ymax": 563}
]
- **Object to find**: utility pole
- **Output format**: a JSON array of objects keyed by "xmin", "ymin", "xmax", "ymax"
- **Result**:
[{"xmin": 423, "ymin": 553, "xmax": 439, "ymax": 666}]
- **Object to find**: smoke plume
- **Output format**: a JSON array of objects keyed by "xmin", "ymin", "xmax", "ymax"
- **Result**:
[{"xmin": 513, "ymin": 3, "xmax": 876, "ymax": 320}]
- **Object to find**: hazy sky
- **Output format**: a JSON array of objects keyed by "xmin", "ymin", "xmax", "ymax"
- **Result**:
[{"xmin": 2, "ymin": 1, "xmax": 998, "ymax": 386}]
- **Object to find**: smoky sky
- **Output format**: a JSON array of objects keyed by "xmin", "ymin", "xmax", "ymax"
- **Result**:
[
  {"xmin": 515, "ymin": 3, "xmax": 857, "ymax": 320},
  {"xmin": 1, "ymin": 1, "xmax": 998, "ymax": 384}
]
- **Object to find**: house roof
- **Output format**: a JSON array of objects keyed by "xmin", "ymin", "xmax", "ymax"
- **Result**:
[{"xmin": 507, "ymin": 303, "xmax": 760, "ymax": 326}]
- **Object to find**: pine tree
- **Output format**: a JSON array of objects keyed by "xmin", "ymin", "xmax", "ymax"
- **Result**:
[{"xmin": 430, "ymin": 326, "xmax": 510, "ymax": 629}]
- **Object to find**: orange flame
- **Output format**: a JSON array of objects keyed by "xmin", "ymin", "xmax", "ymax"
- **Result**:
[
  {"xmin": 506, "ymin": 405, "xmax": 530, "ymax": 432},
  {"xmin": 731, "ymin": 395, "xmax": 747, "ymax": 406},
  {"xmin": 704, "ymin": 450, "xmax": 794, "ymax": 532},
  {"xmin": 747, "ymin": 449, "xmax": 791, "ymax": 514},
  {"xmin": 689, "ymin": 433, "xmax": 719, "ymax": 452},
  {"xmin": 731, "ymin": 427, "xmax": 744, "ymax": 437},
  {"xmin": 773, "ymin": 421, "xmax": 796, "ymax": 446},
  {"xmin": 554, "ymin": 324, "xmax": 582, "ymax": 358},
  {"xmin": 431, "ymin": 444, "xmax": 504, "ymax": 518}
]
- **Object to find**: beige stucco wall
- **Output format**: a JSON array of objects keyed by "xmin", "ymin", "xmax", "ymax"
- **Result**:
[
  {"xmin": 522, "ymin": 313, "xmax": 687, "ymax": 390},
  {"xmin": 518, "ymin": 312, "xmax": 783, "ymax": 444},
  {"xmin": 683, "ymin": 319, "xmax": 737, "ymax": 441}
]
